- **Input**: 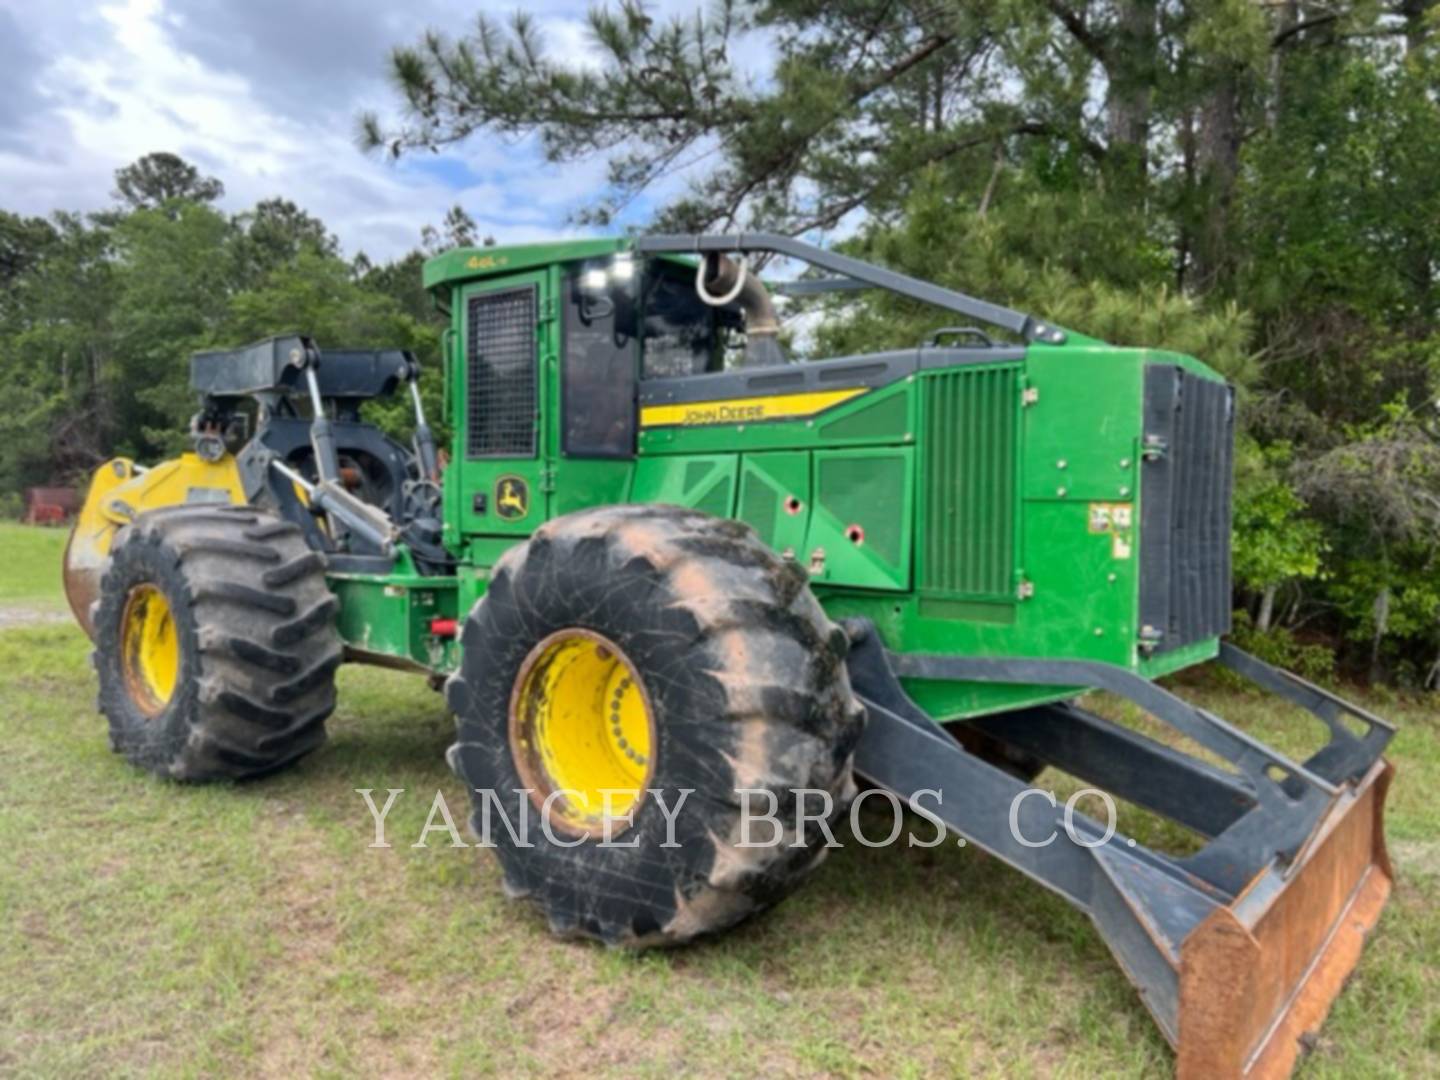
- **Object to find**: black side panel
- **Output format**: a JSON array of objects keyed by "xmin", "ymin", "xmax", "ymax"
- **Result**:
[
  {"xmin": 1139, "ymin": 365, "xmax": 1235, "ymax": 653},
  {"xmin": 639, "ymin": 348, "xmax": 917, "ymax": 405},
  {"xmin": 467, "ymin": 287, "xmax": 538, "ymax": 459},
  {"xmin": 637, "ymin": 346, "xmax": 1027, "ymax": 408}
]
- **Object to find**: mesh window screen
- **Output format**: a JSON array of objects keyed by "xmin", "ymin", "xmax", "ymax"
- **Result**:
[{"xmin": 467, "ymin": 287, "xmax": 538, "ymax": 458}]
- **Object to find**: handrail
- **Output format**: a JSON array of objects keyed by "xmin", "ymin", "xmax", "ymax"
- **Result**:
[{"xmin": 633, "ymin": 232, "xmax": 1068, "ymax": 345}]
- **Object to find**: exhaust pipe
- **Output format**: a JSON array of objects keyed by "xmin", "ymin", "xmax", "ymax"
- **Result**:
[{"xmin": 696, "ymin": 253, "xmax": 784, "ymax": 367}]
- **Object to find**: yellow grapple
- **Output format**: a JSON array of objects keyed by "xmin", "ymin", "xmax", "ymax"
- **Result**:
[{"xmin": 63, "ymin": 453, "xmax": 245, "ymax": 638}]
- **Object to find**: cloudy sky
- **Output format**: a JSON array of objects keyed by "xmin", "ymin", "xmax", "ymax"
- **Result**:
[{"xmin": 0, "ymin": 0, "xmax": 712, "ymax": 261}]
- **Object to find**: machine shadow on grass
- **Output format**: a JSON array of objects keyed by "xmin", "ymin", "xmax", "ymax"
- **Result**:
[{"xmin": 244, "ymin": 661, "xmax": 1164, "ymax": 1009}]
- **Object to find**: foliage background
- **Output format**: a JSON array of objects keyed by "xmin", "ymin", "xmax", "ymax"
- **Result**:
[{"xmin": 6, "ymin": 0, "xmax": 1440, "ymax": 683}]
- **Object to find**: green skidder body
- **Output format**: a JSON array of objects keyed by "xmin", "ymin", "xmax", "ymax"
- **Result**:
[{"xmin": 345, "ymin": 238, "xmax": 1230, "ymax": 722}]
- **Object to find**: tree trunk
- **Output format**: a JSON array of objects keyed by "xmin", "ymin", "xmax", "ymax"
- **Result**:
[
  {"xmin": 1397, "ymin": 1, "xmax": 1436, "ymax": 301},
  {"xmin": 1176, "ymin": 105, "xmax": 1197, "ymax": 289},
  {"xmin": 1104, "ymin": 0, "xmax": 1158, "ymax": 182},
  {"xmin": 1257, "ymin": 584, "xmax": 1278, "ymax": 633},
  {"xmin": 1370, "ymin": 585, "xmax": 1391, "ymax": 685},
  {"xmin": 1400, "ymin": 0, "xmax": 1436, "ymax": 53},
  {"xmin": 977, "ymin": 143, "xmax": 1004, "ymax": 217},
  {"xmin": 1192, "ymin": 71, "xmax": 1241, "ymax": 290},
  {"xmin": 1267, "ymin": 1, "xmax": 1299, "ymax": 130}
]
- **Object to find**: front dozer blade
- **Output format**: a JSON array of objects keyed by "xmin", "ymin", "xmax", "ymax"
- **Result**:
[
  {"xmin": 845, "ymin": 624, "xmax": 1395, "ymax": 1078},
  {"xmin": 1176, "ymin": 761, "xmax": 1391, "ymax": 1077}
]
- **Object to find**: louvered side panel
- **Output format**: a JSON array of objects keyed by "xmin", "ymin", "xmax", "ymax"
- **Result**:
[{"xmin": 919, "ymin": 366, "xmax": 1020, "ymax": 601}]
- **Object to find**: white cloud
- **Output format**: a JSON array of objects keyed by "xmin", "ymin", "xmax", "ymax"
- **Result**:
[
  {"xmin": 535, "ymin": 16, "xmax": 608, "ymax": 73},
  {"xmin": 0, "ymin": 0, "xmax": 725, "ymax": 260}
]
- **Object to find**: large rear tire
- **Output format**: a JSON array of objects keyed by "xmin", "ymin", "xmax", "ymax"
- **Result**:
[
  {"xmin": 93, "ymin": 505, "xmax": 341, "ymax": 781},
  {"xmin": 446, "ymin": 505, "xmax": 865, "ymax": 946}
]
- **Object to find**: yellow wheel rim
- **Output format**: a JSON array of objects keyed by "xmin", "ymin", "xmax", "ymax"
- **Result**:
[
  {"xmin": 120, "ymin": 584, "xmax": 180, "ymax": 716},
  {"xmin": 509, "ymin": 630, "xmax": 656, "ymax": 837}
]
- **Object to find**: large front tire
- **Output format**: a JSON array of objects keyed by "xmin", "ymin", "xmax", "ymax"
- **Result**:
[
  {"xmin": 446, "ymin": 505, "xmax": 865, "ymax": 946},
  {"xmin": 93, "ymin": 505, "xmax": 341, "ymax": 781}
]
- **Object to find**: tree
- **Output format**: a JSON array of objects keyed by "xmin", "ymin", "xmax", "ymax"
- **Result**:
[
  {"xmin": 111, "ymin": 152, "xmax": 225, "ymax": 212},
  {"xmin": 1, "ymin": 158, "xmax": 461, "ymax": 499},
  {"xmin": 0, "ymin": 212, "xmax": 117, "ymax": 489},
  {"xmin": 363, "ymin": 1, "xmax": 1069, "ymax": 232},
  {"xmin": 109, "ymin": 202, "xmax": 237, "ymax": 453},
  {"xmin": 1230, "ymin": 438, "xmax": 1325, "ymax": 632},
  {"xmin": 223, "ymin": 250, "xmax": 444, "ymax": 443},
  {"xmin": 223, "ymin": 248, "xmax": 424, "ymax": 347},
  {"xmin": 357, "ymin": 249, "xmax": 433, "ymax": 324},
  {"xmin": 811, "ymin": 177, "xmax": 1255, "ymax": 385},
  {"xmin": 364, "ymin": 1, "xmax": 1421, "ymax": 242},
  {"xmin": 1294, "ymin": 403, "xmax": 1440, "ymax": 682},
  {"xmin": 361, "ymin": 1, "xmax": 1440, "ymax": 680},
  {"xmin": 421, "ymin": 204, "xmax": 482, "ymax": 254},
  {"xmin": 0, "ymin": 211, "xmax": 57, "ymax": 299},
  {"xmin": 232, "ymin": 198, "xmax": 339, "ymax": 287}
]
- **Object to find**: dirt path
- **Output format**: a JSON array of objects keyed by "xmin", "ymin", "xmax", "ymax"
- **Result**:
[{"xmin": 0, "ymin": 604, "xmax": 72, "ymax": 630}]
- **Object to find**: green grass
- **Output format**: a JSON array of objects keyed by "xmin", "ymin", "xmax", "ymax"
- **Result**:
[
  {"xmin": 0, "ymin": 545, "xmax": 1436, "ymax": 1077},
  {"xmin": 0, "ymin": 522, "xmax": 68, "ymax": 606}
]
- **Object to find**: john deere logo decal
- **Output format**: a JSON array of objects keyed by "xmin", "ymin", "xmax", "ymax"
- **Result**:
[{"xmin": 495, "ymin": 475, "xmax": 529, "ymax": 520}]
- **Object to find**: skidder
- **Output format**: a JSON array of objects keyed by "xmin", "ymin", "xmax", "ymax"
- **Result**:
[{"xmin": 68, "ymin": 234, "xmax": 1395, "ymax": 1077}]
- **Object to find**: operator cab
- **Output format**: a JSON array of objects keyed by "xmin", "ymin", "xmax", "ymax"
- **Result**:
[{"xmin": 559, "ymin": 254, "xmax": 767, "ymax": 459}]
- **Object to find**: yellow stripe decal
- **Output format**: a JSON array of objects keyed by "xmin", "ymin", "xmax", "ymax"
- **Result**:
[{"xmin": 640, "ymin": 387, "xmax": 867, "ymax": 428}]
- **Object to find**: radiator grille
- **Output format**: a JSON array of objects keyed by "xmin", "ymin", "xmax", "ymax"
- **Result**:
[
  {"xmin": 466, "ymin": 287, "xmax": 537, "ymax": 458},
  {"xmin": 919, "ymin": 366, "xmax": 1019, "ymax": 599},
  {"xmin": 1139, "ymin": 365, "xmax": 1235, "ymax": 652}
]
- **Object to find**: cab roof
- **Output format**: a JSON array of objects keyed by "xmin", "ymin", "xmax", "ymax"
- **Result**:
[{"xmin": 422, "ymin": 238, "xmax": 629, "ymax": 295}]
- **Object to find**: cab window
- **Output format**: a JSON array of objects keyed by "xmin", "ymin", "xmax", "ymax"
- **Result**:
[{"xmin": 640, "ymin": 262, "xmax": 743, "ymax": 379}]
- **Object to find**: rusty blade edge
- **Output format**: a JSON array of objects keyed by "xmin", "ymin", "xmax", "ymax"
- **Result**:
[{"xmin": 1176, "ymin": 760, "xmax": 1394, "ymax": 1080}]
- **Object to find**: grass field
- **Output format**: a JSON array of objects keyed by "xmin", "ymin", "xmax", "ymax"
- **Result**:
[
  {"xmin": 0, "ymin": 522, "xmax": 69, "ymax": 609},
  {"xmin": 1, "ymin": 520, "xmax": 1436, "ymax": 1077}
]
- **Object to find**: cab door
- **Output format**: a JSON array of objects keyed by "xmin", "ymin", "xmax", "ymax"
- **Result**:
[{"xmin": 454, "ymin": 271, "xmax": 552, "ymax": 536}]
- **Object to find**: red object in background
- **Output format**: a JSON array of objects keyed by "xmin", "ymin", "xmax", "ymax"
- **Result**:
[
  {"xmin": 429, "ymin": 617, "xmax": 459, "ymax": 639},
  {"xmin": 24, "ymin": 487, "xmax": 78, "ymax": 526}
]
